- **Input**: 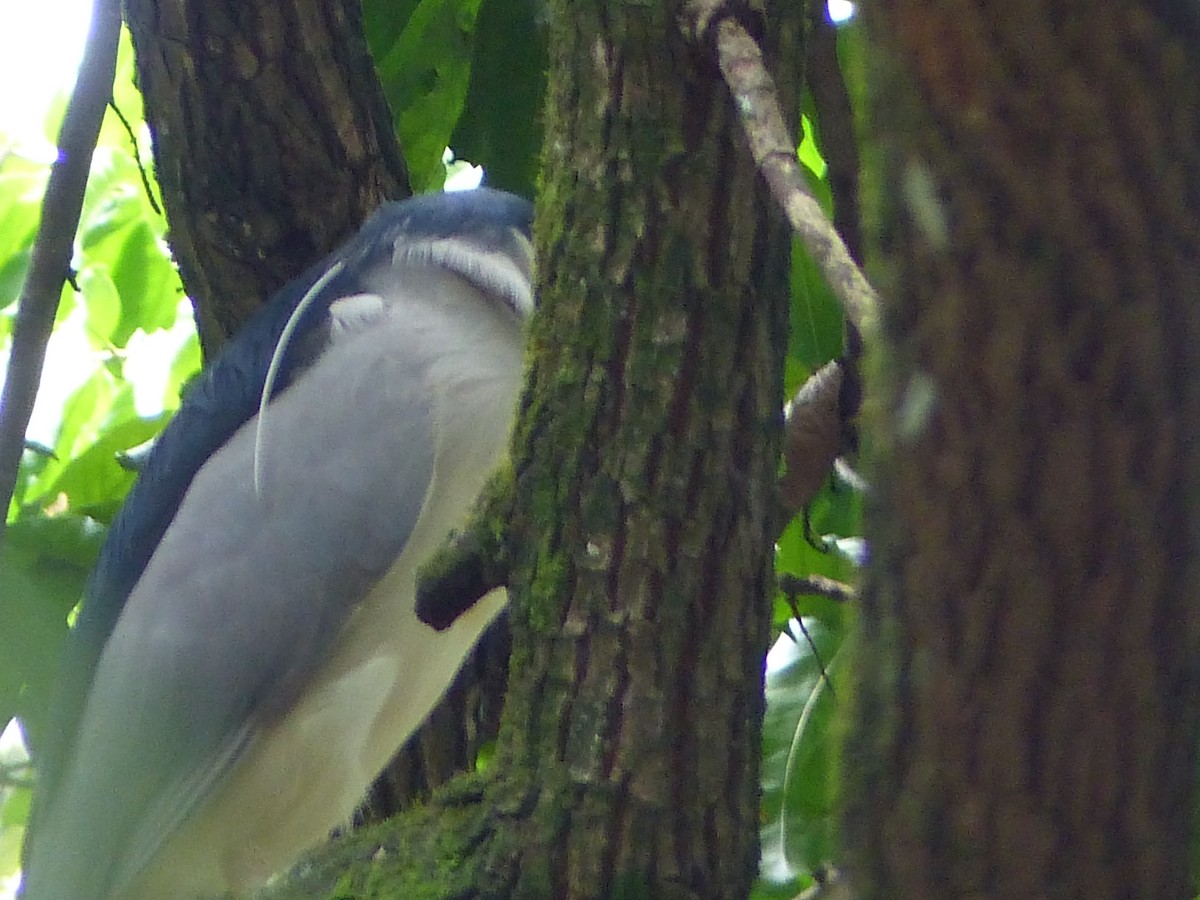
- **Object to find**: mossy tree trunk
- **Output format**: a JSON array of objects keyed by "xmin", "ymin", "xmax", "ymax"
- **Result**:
[
  {"xmin": 472, "ymin": 0, "xmax": 798, "ymax": 892},
  {"xmin": 844, "ymin": 3, "xmax": 1200, "ymax": 897}
]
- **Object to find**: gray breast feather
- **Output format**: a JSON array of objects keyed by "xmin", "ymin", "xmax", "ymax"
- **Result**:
[{"xmin": 25, "ymin": 299, "xmax": 441, "ymax": 899}]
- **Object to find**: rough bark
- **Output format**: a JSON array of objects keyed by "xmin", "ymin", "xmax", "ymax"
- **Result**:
[
  {"xmin": 844, "ymin": 3, "xmax": 1200, "ymax": 897},
  {"xmin": 489, "ymin": 0, "xmax": 796, "ymax": 889},
  {"xmin": 123, "ymin": 0, "xmax": 409, "ymax": 355}
]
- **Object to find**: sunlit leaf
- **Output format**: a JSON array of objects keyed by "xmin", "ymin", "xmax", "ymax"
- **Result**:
[
  {"xmin": 79, "ymin": 265, "xmax": 120, "ymax": 345},
  {"xmin": 799, "ymin": 113, "xmax": 828, "ymax": 180},
  {"xmin": 25, "ymin": 369, "xmax": 120, "ymax": 506},
  {"xmin": 0, "ymin": 514, "xmax": 102, "ymax": 731},
  {"xmin": 41, "ymin": 411, "xmax": 171, "ymax": 521},
  {"xmin": 165, "ymin": 329, "xmax": 202, "ymax": 407},
  {"xmin": 0, "ymin": 156, "xmax": 45, "ymax": 313},
  {"xmin": 108, "ymin": 219, "xmax": 178, "ymax": 343},
  {"xmin": 371, "ymin": 0, "xmax": 486, "ymax": 192}
]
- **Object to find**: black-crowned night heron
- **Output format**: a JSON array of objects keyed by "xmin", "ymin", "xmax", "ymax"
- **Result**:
[{"xmin": 20, "ymin": 188, "xmax": 533, "ymax": 899}]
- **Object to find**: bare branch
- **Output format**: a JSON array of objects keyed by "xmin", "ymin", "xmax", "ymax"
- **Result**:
[
  {"xmin": 779, "ymin": 573, "xmax": 857, "ymax": 605},
  {"xmin": 683, "ymin": 1, "xmax": 880, "ymax": 341},
  {"xmin": 107, "ymin": 99, "xmax": 162, "ymax": 215},
  {"xmin": 0, "ymin": 0, "xmax": 123, "ymax": 548}
]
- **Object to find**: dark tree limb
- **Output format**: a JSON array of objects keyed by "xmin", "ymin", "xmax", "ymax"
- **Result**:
[
  {"xmin": 804, "ymin": 0, "xmax": 864, "ymax": 265},
  {"xmin": 845, "ymin": 3, "xmax": 1200, "ymax": 897},
  {"xmin": 0, "ymin": 0, "xmax": 122, "ymax": 549},
  {"xmin": 804, "ymin": 0, "xmax": 866, "ymax": 455},
  {"xmin": 123, "ymin": 0, "xmax": 411, "ymax": 355}
]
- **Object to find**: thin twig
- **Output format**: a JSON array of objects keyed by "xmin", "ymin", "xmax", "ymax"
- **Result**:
[
  {"xmin": 779, "ymin": 573, "xmax": 857, "ymax": 604},
  {"xmin": 0, "ymin": 0, "xmax": 123, "ymax": 547},
  {"xmin": 108, "ymin": 99, "xmax": 162, "ymax": 215},
  {"xmin": 683, "ymin": 1, "xmax": 880, "ymax": 341},
  {"xmin": 788, "ymin": 615, "xmax": 836, "ymax": 700}
]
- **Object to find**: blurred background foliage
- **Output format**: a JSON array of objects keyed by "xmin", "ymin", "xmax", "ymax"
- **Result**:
[{"xmin": 0, "ymin": 2, "xmax": 864, "ymax": 896}]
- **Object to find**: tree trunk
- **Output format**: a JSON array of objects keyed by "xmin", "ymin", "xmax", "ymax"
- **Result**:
[
  {"xmin": 124, "ymin": 0, "xmax": 409, "ymax": 355},
  {"xmin": 844, "ymin": 3, "xmax": 1200, "ymax": 897},
  {"xmin": 480, "ymin": 0, "xmax": 798, "ymax": 891}
]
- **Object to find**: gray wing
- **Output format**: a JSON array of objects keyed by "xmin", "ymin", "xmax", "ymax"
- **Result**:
[{"xmin": 27, "ymin": 295, "xmax": 435, "ymax": 899}]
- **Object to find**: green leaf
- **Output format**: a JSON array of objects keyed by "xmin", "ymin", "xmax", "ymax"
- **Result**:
[
  {"xmin": 99, "ymin": 29, "xmax": 149, "ymax": 150},
  {"xmin": 0, "ymin": 156, "xmax": 46, "ymax": 314},
  {"xmin": 760, "ymin": 617, "xmax": 848, "ymax": 889},
  {"xmin": 362, "ymin": 0, "xmax": 424, "ymax": 54},
  {"xmin": 788, "ymin": 220, "xmax": 843, "ymax": 379},
  {"xmin": 42, "ymin": 410, "xmax": 171, "ymax": 521},
  {"xmin": 798, "ymin": 113, "xmax": 828, "ymax": 180},
  {"xmin": 108, "ymin": 219, "xmax": 179, "ymax": 343},
  {"xmin": 165, "ymin": 329, "xmax": 203, "ymax": 408},
  {"xmin": 78, "ymin": 157, "xmax": 144, "ymax": 252},
  {"xmin": 79, "ymin": 265, "xmax": 121, "ymax": 345},
  {"xmin": 370, "ymin": 0, "xmax": 486, "ymax": 192},
  {"xmin": 25, "ymin": 368, "xmax": 123, "ymax": 508},
  {"xmin": 0, "ymin": 514, "xmax": 102, "ymax": 731},
  {"xmin": 1, "ymin": 781, "xmax": 31, "ymax": 830},
  {"xmin": 49, "ymin": 373, "xmax": 116, "ymax": 479},
  {"xmin": 0, "ymin": 783, "xmax": 31, "ymax": 887},
  {"xmin": 450, "ymin": 0, "xmax": 548, "ymax": 196}
]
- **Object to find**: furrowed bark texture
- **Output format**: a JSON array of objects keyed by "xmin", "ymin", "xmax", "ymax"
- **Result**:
[
  {"xmin": 845, "ymin": 3, "xmax": 1200, "ymax": 898},
  {"xmin": 124, "ymin": 0, "xmax": 408, "ymax": 355},
  {"xmin": 481, "ymin": 1, "xmax": 798, "ymax": 895}
]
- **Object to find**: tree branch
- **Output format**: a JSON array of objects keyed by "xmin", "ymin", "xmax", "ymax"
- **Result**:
[
  {"xmin": 805, "ymin": 0, "xmax": 866, "ymax": 457},
  {"xmin": 0, "ymin": 0, "xmax": 122, "ymax": 549},
  {"xmin": 415, "ymin": 468, "xmax": 513, "ymax": 631},
  {"xmin": 683, "ymin": 1, "xmax": 880, "ymax": 342},
  {"xmin": 779, "ymin": 573, "xmax": 857, "ymax": 605}
]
